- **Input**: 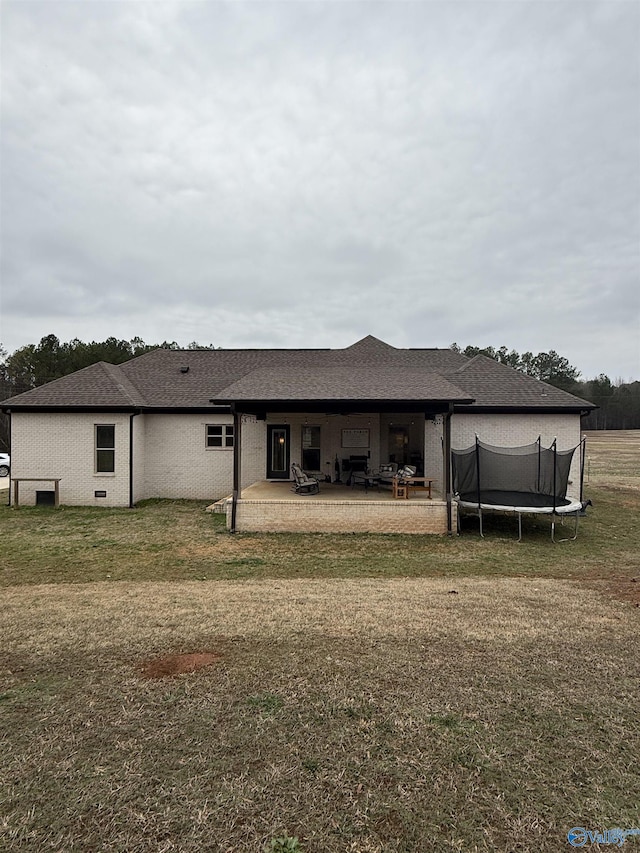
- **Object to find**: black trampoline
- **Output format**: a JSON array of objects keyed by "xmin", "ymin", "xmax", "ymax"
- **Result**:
[{"xmin": 452, "ymin": 437, "xmax": 586, "ymax": 542}]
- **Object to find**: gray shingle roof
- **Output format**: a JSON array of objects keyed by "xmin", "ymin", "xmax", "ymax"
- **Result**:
[
  {"xmin": 1, "ymin": 362, "xmax": 146, "ymax": 407},
  {"xmin": 1, "ymin": 336, "xmax": 594, "ymax": 412},
  {"xmin": 213, "ymin": 367, "xmax": 472, "ymax": 402},
  {"xmin": 447, "ymin": 355, "xmax": 595, "ymax": 409}
]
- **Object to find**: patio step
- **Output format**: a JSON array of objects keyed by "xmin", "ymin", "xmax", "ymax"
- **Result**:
[{"xmin": 206, "ymin": 496, "xmax": 230, "ymax": 514}]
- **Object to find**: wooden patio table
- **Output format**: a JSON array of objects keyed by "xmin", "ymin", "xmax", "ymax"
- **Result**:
[{"xmin": 393, "ymin": 476, "xmax": 435, "ymax": 500}]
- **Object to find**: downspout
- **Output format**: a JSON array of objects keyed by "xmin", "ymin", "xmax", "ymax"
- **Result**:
[
  {"xmin": 129, "ymin": 410, "xmax": 141, "ymax": 509},
  {"xmin": 444, "ymin": 404, "xmax": 453, "ymax": 535},
  {"xmin": 230, "ymin": 407, "xmax": 241, "ymax": 533}
]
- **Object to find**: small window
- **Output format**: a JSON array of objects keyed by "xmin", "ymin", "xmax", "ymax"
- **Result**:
[
  {"xmin": 206, "ymin": 424, "xmax": 234, "ymax": 448},
  {"xmin": 96, "ymin": 424, "xmax": 115, "ymax": 473}
]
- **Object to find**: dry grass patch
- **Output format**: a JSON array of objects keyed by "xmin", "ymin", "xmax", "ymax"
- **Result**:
[
  {"xmin": 1, "ymin": 577, "xmax": 635, "ymax": 656},
  {"xmin": 1, "ymin": 433, "xmax": 639, "ymax": 849},
  {"xmin": 584, "ymin": 429, "xmax": 640, "ymax": 490},
  {"xmin": 1, "ymin": 578, "xmax": 638, "ymax": 852}
]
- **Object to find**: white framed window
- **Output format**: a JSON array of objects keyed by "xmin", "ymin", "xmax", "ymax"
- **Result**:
[
  {"xmin": 95, "ymin": 424, "xmax": 115, "ymax": 473},
  {"xmin": 206, "ymin": 424, "xmax": 234, "ymax": 449}
]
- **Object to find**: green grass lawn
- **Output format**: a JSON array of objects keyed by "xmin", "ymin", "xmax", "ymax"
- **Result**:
[
  {"xmin": 0, "ymin": 484, "xmax": 638, "ymax": 587},
  {"xmin": 1, "ymin": 432, "xmax": 639, "ymax": 852}
]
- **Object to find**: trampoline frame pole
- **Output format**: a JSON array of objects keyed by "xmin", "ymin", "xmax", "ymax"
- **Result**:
[
  {"xmin": 552, "ymin": 511, "xmax": 579, "ymax": 544},
  {"xmin": 552, "ymin": 438, "xmax": 557, "ymax": 515},
  {"xmin": 579, "ymin": 436, "xmax": 586, "ymax": 503},
  {"xmin": 475, "ymin": 435, "xmax": 484, "ymax": 538}
]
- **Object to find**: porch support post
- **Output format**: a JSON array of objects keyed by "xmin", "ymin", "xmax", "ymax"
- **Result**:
[
  {"xmin": 230, "ymin": 407, "xmax": 242, "ymax": 533},
  {"xmin": 444, "ymin": 405, "xmax": 453, "ymax": 535}
]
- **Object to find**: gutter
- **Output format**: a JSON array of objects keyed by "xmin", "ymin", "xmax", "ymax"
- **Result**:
[
  {"xmin": 452, "ymin": 404, "xmax": 595, "ymax": 415},
  {"xmin": 1, "ymin": 405, "xmax": 225, "ymax": 415}
]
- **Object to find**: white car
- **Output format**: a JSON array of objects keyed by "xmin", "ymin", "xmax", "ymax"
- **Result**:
[{"xmin": 0, "ymin": 453, "xmax": 10, "ymax": 477}]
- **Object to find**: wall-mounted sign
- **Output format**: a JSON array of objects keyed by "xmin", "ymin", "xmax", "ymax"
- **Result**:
[{"xmin": 341, "ymin": 428, "xmax": 370, "ymax": 448}]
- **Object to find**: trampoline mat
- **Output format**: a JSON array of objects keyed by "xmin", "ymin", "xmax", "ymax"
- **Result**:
[{"xmin": 458, "ymin": 490, "xmax": 573, "ymax": 509}]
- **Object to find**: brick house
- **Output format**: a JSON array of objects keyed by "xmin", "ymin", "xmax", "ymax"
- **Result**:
[{"xmin": 1, "ymin": 336, "xmax": 595, "ymax": 533}]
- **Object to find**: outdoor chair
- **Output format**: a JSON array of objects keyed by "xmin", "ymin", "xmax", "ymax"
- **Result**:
[
  {"xmin": 291, "ymin": 463, "xmax": 320, "ymax": 495},
  {"xmin": 392, "ymin": 465, "xmax": 417, "ymax": 499},
  {"xmin": 375, "ymin": 462, "xmax": 398, "ymax": 488},
  {"xmin": 396, "ymin": 465, "xmax": 417, "ymax": 481}
]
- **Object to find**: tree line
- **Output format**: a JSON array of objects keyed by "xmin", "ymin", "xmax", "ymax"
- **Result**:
[
  {"xmin": 0, "ymin": 335, "xmax": 637, "ymax": 451},
  {"xmin": 450, "ymin": 343, "xmax": 640, "ymax": 430},
  {"xmin": 0, "ymin": 334, "xmax": 217, "ymax": 397},
  {"xmin": 0, "ymin": 335, "xmax": 216, "ymax": 451}
]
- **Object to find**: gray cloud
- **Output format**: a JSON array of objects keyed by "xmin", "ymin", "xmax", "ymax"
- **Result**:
[{"xmin": 1, "ymin": 1, "xmax": 638, "ymax": 379}]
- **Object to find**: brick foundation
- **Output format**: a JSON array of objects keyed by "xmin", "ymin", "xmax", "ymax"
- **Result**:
[{"xmin": 227, "ymin": 498, "xmax": 454, "ymax": 534}]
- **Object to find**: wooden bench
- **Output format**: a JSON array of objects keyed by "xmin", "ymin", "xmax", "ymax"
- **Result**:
[{"xmin": 12, "ymin": 478, "xmax": 61, "ymax": 507}]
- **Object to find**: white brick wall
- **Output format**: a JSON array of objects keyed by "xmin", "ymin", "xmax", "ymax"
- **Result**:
[
  {"xmin": 143, "ymin": 414, "xmax": 233, "ymax": 500},
  {"xmin": 10, "ymin": 412, "xmax": 265, "ymax": 505},
  {"xmin": 132, "ymin": 413, "xmax": 146, "ymax": 504},
  {"xmin": 238, "ymin": 416, "xmax": 266, "ymax": 488},
  {"xmin": 424, "ymin": 418, "xmax": 444, "ymax": 489},
  {"xmin": 10, "ymin": 412, "xmax": 131, "ymax": 506},
  {"xmin": 9, "ymin": 409, "xmax": 585, "ymax": 507}
]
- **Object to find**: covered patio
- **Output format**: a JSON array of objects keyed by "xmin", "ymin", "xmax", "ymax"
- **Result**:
[
  {"xmin": 223, "ymin": 479, "xmax": 452, "ymax": 534},
  {"xmin": 210, "ymin": 357, "xmax": 474, "ymax": 535},
  {"xmin": 241, "ymin": 480, "xmax": 444, "ymax": 501}
]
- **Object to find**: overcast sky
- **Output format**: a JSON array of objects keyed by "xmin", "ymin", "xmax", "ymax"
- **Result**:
[{"xmin": 1, "ymin": 1, "xmax": 639, "ymax": 381}]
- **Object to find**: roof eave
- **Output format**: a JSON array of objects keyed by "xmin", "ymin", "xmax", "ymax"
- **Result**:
[
  {"xmin": 218, "ymin": 397, "xmax": 475, "ymax": 414},
  {"xmin": 2, "ymin": 404, "xmax": 141, "ymax": 414},
  {"xmin": 2, "ymin": 404, "xmax": 232, "ymax": 415},
  {"xmin": 453, "ymin": 403, "xmax": 596, "ymax": 415}
]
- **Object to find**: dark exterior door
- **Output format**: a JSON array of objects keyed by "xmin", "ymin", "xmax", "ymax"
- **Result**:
[
  {"xmin": 267, "ymin": 425, "xmax": 290, "ymax": 479},
  {"xmin": 388, "ymin": 425, "xmax": 410, "ymax": 466}
]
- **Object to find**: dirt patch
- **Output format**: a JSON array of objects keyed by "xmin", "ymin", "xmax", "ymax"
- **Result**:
[
  {"xmin": 579, "ymin": 575, "xmax": 640, "ymax": 608},
  {"xmin": 600, "ymin": 577, "xmax": 640, "ymax": 607},
  {"xmin": 139, "ymin": 651, "xmax": 221, "ymax": 678}
]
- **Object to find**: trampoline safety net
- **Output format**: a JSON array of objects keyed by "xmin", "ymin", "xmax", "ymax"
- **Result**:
[{"xmin": 451, "ymin": 438, "xmax": 577, "ymax": 508}]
